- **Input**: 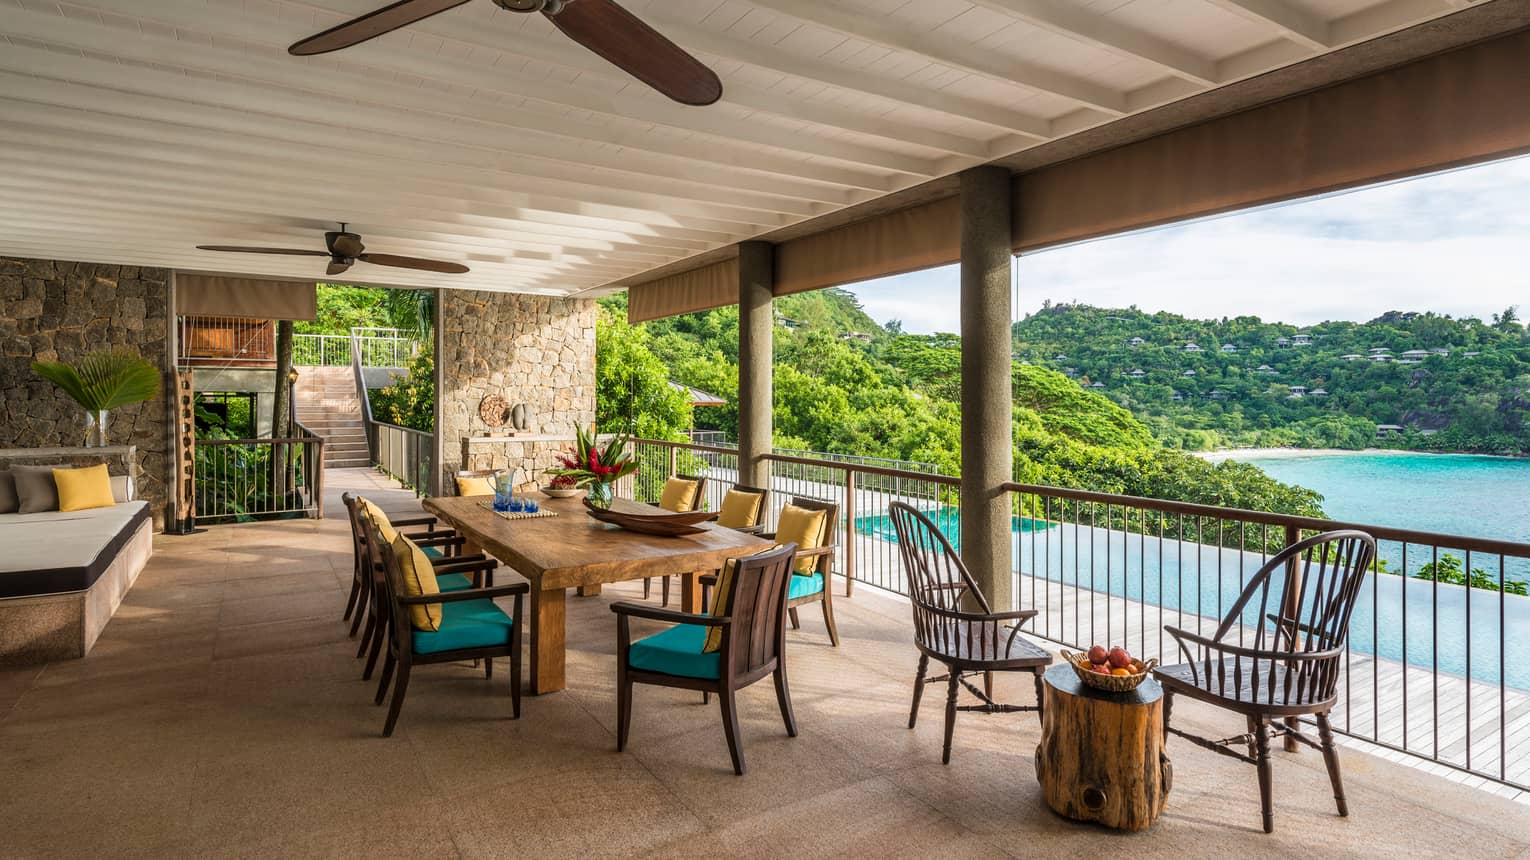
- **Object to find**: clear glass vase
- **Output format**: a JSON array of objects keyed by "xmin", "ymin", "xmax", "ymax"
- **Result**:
[
  {"xmin": 586, "ymin": 480, "xmax": 613, "ymax": 510},
  {"xmin": 84, "ymin": 409, "xmax": 109, "ymax": 448}
]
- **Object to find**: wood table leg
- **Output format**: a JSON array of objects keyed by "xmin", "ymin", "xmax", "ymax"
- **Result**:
[
  {"xmin": 577, "ymin": 584, "xmax": 602, "ymax": 597},
  {"xmin": 679, "ymin": 571, "xmax": 704, "ymax": 614},
  {"xmin": 529, "ymin": 585, "xmax": 567, "ymax": 694}
]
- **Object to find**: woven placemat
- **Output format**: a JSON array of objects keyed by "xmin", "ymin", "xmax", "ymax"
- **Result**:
[{"xmin": 477, "ymin": 501, "xmax": 559, "ymax": 521}]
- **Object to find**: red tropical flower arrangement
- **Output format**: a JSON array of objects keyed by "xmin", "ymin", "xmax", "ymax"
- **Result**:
[{"xmin": 545, "ymin": 424, "xmax": 637, "ymax": 488}]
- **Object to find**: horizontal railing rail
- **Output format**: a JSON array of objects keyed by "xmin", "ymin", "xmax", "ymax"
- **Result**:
[
  {"xmin": 625, "ymin": 436, "xmax": 1530, "ymax": 792},
  {"xmin": 293, "ymin": 327, "xmax": 420, "ymax": 368}
]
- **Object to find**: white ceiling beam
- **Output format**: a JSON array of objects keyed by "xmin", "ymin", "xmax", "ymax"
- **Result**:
[
  {"xmin": 0, "ymin": 73, "xmax": 823, "ymax": 222},
  {"xmin": 58, "ymin": 0, "xmax": 992, "ymax": 163},
  {"xmin": 965, "ymin": 0, "xmax": 1219, "ymax": 86},
  {"xmin": 743, "ymin": 0, "xmax": 1127, "ymax": 114},
  {"xmin": 0, "ymin": 4, "xmax": 939, "ymax": 179},
  {"xmin": 1199, "ymin": 0, "xmax": 1332, "ymax": 50},
  {"xmin": 0, "ymin": 99, "xmax": 764, "ymax": 240},
  {"xmin": 0, "ymin": 41, "xmax": 882, "ymax": 204}
]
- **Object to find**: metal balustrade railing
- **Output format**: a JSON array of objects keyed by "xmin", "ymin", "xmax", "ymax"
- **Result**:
[
  {"xmin": 372, "ymin": 421, "xmax": 436, "ymax": 497},
  {"xmin": 176, "ymin": 315, "xmax": 276, "ymax": 366},
  {"xmin": 625, "ymin": 437, "xmax": 1530, "ymax": 792},
  {"xmin": 293, "ymin": 327, "xmax": 419, "ymax": 367},
  {"xmin": 194, "ymin": 423, "xmax": 325, "ymax": 522}
]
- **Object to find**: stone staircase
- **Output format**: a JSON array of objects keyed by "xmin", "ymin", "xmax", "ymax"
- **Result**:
[{"xmin": 294, "ymin": 366, "xmax": 371, "ymax": 469}]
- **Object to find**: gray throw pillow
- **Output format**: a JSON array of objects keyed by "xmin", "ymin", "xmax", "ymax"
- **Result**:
[
  {"xmin": 0, "ymin": 470, "xmax": 16, "ymax": 514},
  {"xmin": 12, "ymin": 464, "xmax": 60, "ymax": 514}
]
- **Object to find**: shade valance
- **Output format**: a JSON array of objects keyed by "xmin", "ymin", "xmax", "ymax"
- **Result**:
[{"xmin": 175, "ymin": 274, "xmax": 317, "ymax": 321}]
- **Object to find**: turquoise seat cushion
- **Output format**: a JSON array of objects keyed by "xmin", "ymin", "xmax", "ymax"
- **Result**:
[
  {"xmin": 789, "ymin": 572, "xmax": 824, "ymax": 600},
  {"xmin": 422, "ymin": 545, "xmax": 445, "ymax": 560},
  {"xmin": 437, "ymin": 572, "xmax": 472, "ymax": 592},
  {"xmin": 627, "ymin": 623, "xmax": 719, "ymax": 679},
  {"xmin": 411, "ymin": 598, "xmax": 514, "ymax": 655}
]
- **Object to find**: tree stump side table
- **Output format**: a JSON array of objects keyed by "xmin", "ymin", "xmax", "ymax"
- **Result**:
[{"xmin": 1034, "ymin": 664, "xmax": 1172, "ymax": 831}]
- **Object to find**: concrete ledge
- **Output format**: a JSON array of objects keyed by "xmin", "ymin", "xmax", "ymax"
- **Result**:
[{"xmin": 0, "ymin": 517, "xmax": 152, "ymax": 665}]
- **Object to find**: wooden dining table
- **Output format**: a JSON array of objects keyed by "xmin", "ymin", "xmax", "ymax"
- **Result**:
[{"xmin": 422, "ymin": 494, "xmax": 769, "ymax": 694}]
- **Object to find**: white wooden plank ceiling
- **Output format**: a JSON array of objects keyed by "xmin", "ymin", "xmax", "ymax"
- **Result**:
[{"xmin": 0, "ymin": 0, "xmax": 1484, "ymax": 295}]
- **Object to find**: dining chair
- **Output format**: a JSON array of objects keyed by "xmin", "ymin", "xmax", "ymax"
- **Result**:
[
  {"xmin": 887, "ymin": 502, "xmax": 1052, "ymax": 764},
  {"xmin": 1153, "ymin": 530, "xmax": 1375, "ymax": 833},
  {"xmin": 705, "ymin": 496, "xmax": 840, "ymax": 646},
  {"xmin": 342, "ymin": 492, "xmax": 478, "ymax": 636},
  {"xmin": 645, "ymin": 473, "xmax": 709, "ymax": 604},
  {"xmin": 712, "ymin": 483, "xmax": 770, "ymax": 536},
  {"xmin": 368, "ymin": 516, "xmax": 528, "ymax": 737},
  {"xmin": 611, "ymin": 542, "xmax": 799, "ymax": 775}
]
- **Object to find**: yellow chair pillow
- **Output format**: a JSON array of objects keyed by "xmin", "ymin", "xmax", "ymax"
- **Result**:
[
  {"xmin": 776, "ymin": 504, "xmax": 828, "ymax": 574},
  {"xmin": 703, "ymin": 545, "xmax": 780, "ymax": 654},
  {"xmin": 658, "ymin": 477, "xmax": 700, "ymax": 512},
  {"xmin": 53, "ymin": 464, "xmax": 116, "ymax": 513},
  {"xmin": 716, "ymin": 489, "xmax": 763, "ymax": 529},
  {"xmin": 393, "ymin": 534, "xmax": 443, "ymax": 632},
  {"xmin": 359, "ymin": 497, "xmax": 399, "ymax": 543},
  {"xmin": 455, "ymin": 474, "xmax": 496, "ymax": 497}
]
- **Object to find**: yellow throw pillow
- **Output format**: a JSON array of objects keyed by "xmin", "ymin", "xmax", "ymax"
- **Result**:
[
  {"xmin": 658, "ymin": 477, "xmax": 700, "ymax": 513},
  {"xmin": 776, "ymin": 504, "xmax": 828, "ymax": 574},
  {"xmin": 455, "ymin": 475, "xmax": 496, "ymax": 497},
  {"xmin": 703, "ymin": 545, "xmax": 780, "ymax": 654},
  {"xmin": 392, "ymin": 534, "xmax": 443, "ymax": 632},
  {"xmin": 359, "ymin": 497, "xmax": 398, "ymax": 543},
  {"xmin": 53, "ymin": 464, "xmax": 116, "ymax": 513},
  {"xmin": 716, "ymin": 489, "xmax": 763, "ymax": 529}
]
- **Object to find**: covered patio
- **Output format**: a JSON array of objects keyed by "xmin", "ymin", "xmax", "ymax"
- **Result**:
[
  {"xmin": 2, "ymin": 475, "xmax": 1528, "ymax": 857},
  {"xmin": 4, "ymin": 0, "xmax": 1530, "ymax": 855}
]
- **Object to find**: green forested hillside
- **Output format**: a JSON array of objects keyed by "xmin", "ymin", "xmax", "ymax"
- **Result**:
[
  {"xmin": 1012, "ymin": 303, "xmax": 1530, "ymax": 454},
  {"xmin": 598, "ymin": 290, "xmax": 1325, "ymax": 519}
]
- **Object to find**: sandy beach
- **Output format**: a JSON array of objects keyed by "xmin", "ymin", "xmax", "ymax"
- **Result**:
[{"xmin": 1195, "ymin": 447, "xmax": 1381, "ymax": 463}]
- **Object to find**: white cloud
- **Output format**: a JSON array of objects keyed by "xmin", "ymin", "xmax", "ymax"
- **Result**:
[{"xmin": 842, "ymin": 155, "xmax": 1530, "ymax": 333}]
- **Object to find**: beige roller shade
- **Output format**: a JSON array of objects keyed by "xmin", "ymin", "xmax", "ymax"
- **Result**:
[
  {"xmin": 775, "ymin": 196, "xmax": 960, "ymax": 297},
  {"xmin": 1014, "ymin": 28, "xmax": 1530, "ymax": 252},
  {"xmin": 175, "ymin": 274, "xmax": 318, "ymax": 321},
  {"xmin": 627, "ymin": 258, "xmax": 738, "ymax": 323}
]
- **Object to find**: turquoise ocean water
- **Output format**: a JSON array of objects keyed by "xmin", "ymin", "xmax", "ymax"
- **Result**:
[{"xmin": 854, "ymin": 451, "xmax": 1530, "ymax": 688}]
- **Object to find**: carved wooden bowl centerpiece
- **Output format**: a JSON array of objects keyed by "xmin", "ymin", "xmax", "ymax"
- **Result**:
[{"xmin": 583, "ymin": 497, "xmax": 716, "ymax": 537}]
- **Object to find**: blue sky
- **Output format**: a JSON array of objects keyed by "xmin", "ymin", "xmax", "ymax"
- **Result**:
[{"xmin": 842, "ymin": 155, "xmax": 1530, "ymax": 334}]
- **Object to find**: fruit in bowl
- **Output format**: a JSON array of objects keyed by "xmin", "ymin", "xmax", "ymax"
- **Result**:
[
  {"xmin": 541, "ymin": 475, "xmax": 585, "ymax": 499},
  {"xmin": 1078, "ymin": 644, "xmax": 1145, "ymax": 675}
]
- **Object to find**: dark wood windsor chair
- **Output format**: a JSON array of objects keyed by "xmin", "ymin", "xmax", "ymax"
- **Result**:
[
  {"xmin": 887, "ymin": 502, "xmax": 1052, "ymax": 764},
  {"xmin": 1153, "ymin": 529, "xmax": 1375, "ymax": 833},
  {"xmin": 645, "ymin": 473, "xmax": 709, "ymax": 605}
]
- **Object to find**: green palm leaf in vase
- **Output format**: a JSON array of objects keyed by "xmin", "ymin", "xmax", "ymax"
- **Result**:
[{"xmin": 31, "ymin": 351, "xmax": 162, "ymax": 446}]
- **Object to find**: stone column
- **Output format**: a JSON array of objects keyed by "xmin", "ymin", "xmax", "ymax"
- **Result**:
[
  {"xmin": 958, "ymin": 167, "xmax": 1014, "ymax": 609},
  {"xmin": 736, "ymin": 241, "xmax": 774, "ymax": 488}
]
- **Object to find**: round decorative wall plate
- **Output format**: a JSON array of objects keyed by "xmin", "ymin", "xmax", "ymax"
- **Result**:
[{"xmin": 478, "ymin": 394, "xmax": 510, "ymax": 428}]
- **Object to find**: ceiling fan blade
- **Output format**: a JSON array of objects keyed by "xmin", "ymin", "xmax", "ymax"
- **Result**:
[
  {"xmin": 196, "ymin": 245, "xmax": 329, "ymax": 256},
  {"xmin": 288, "ymin": 0, "xmax": 472, "ymax": 56},
  {"xmin": 359, "ymin": 253, "xmax": 469, "ymax": 274},
  {"xmin": 546, "ymin": 0, "xmax": 722, "ymax": 106},
  {"xmin": 327, "ymin": 259, "xmax": 353, "ymax": 276}
]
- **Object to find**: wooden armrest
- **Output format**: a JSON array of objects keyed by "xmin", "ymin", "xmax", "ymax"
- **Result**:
[
  {"xmin": 734, "ymin": 523, "xmax": 768, "ymax": 535},
  {"xmin": 390, "ymin": 515, "xmax": 438, "ymax": 528},
  {"xmin": 399, "ymin": 582, "xmax": 528, "ymax": 605},
  {"xmin": 1163, "ymin": 626, "xmax": 1343, "ymax": 662},
  {"xmin": 699, "ymin": 573, "xmax": 719, "ymax": 587},
  {"xmin": 430, "ymin": 558, "xmax": 496, "ymax": 575},
  {"xmin": 408, "ymin": 531, "xmax": 461, "ymax": 545},
  {"xmin": 794, "ymin": 545, "xmax": 835, "ymax": 558},
  {"xmin": 922, "ymin": 604, "xmax": 1038, "ymax": 624},
  {"xmin": 609, "ymin": 601, "xmax": 729, "ymax": 627}
]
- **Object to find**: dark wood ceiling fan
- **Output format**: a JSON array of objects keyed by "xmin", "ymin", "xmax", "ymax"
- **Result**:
[
  {"xmin": 288, "ymin": 0, "xmax": 723, "ymax": 107},
  {"xmin": 197, "ymin": 224, "xmax": 469, "ymax": 277}
]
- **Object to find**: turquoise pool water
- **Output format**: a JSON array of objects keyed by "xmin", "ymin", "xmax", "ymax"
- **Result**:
[{"xmin": 854, "ymin": 453, "xmax": 1530, "ymax": 690}]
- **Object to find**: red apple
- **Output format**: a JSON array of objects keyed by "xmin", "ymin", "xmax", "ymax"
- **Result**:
[
  {"xmin": 1087, "ymin": 645, "xmax": 1108, "ymax": 665},
  {"xmin": 1108, "ymin": 647, "xmax": 1131, "ymax": 669}
]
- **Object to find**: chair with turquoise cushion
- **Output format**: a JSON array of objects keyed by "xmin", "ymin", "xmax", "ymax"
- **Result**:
[
  {"xmin": 369, "ymin": 515, "xmax": 528, "ymax": 738},
  {"xmin": 611, "ymin": 543, "xmax": 799, "ymax": 775},
  {"xmin": 703, "ymin": 496, "xmax": 841, "ymax": 647},
  {"xmin": 345, "ymin": 493, "xmax": 497, "ymax": 684}
]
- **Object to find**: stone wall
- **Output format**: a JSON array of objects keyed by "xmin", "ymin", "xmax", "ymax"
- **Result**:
[
  {"xmin": 438, "ymin": 290, "xmax": 595, "ymax": 487},
  {"xmin": 0, "ymin": 257, "xmax": 173, "ymax": 527}
]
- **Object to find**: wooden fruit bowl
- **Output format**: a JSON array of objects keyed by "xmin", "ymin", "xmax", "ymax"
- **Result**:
[
  {"xmin": 1062, "ymin": 649, "xmax": 1157, "ymax": 693},
  {"xmin": 583, "ymin": 498, "xmax": 715, "ymax": 536}
]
